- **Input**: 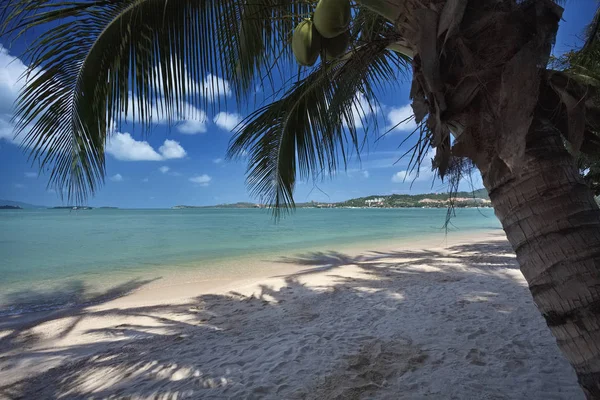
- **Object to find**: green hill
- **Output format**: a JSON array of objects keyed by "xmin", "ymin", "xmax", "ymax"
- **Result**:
[
  {"xmin": 471, "ymin": 188, "xmax": 489, "ymax": 199},
  {"xmin": 173, "ymin": 189, "xmax": 490, "ymax": 209},
  {"xmin": 336, "ymin": 189, "xmax": 490, "ymax": 208}
]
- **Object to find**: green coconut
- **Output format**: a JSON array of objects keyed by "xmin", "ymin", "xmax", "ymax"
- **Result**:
[
  {"xmin": 323, "ymin": 30, "xmax": 350, "ymax": 61},
  {"xmin": 313, "ymin": 0, "xmax": 351, "ymax": 39},
  {"xmin": 292, "ymin": 20, "xmax": 321, "ymax": 66}
]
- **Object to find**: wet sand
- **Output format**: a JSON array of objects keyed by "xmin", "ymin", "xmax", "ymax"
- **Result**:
[{"xmin": 0, "ymin": 231, "xmax": 582, "ymax": 399}]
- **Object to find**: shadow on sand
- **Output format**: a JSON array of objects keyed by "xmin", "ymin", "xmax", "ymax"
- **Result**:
[
  {"xmin": 0, "ymin": 240, "xmax": 582, "ymax": 399},
  {"xmin": 0, "ymin": 278, "xmax": 159, "ymax": 351}
]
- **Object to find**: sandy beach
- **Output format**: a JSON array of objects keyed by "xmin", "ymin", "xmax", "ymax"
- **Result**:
[{"xmin": 0, "ymin": 231, "xmax": 582, "ymax": 399}]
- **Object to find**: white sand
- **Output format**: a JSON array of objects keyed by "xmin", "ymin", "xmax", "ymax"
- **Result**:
[{"xmin": 0, "ymin": 231, "xmax": 583, "ymax": 399}]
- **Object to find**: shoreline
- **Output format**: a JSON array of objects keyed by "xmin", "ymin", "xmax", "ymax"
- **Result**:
[
  {"xmin": 1, "ymin": 228, "xmax": 504, "ymax": 317},
  {"xmin": 0, "ymin": 230, "xmax": 583, "ymax": 399},
  {"xmin": 1, "ymin": 207, "xmax": 501, "ymax": 315},
  {"xmin": 0, "ymin": 229, "xmax": 504, "ymax": 323},
  {"xmin": 115, "ymin": 229, "xmax": 508, "ymax": 305}
]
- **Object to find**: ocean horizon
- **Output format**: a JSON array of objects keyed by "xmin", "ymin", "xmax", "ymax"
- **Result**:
[{"xmin": 0, "ymin": 207, "xmax": 501, "ymax": 315}]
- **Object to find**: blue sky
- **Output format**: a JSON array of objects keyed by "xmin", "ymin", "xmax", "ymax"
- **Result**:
[{"xmin": 0, "ymin": 1, "xmax": 596, "ymax": 208}]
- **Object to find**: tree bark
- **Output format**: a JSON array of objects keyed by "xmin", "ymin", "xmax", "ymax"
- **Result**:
[
  {"xmin": 482, "ymin": 121, "xmax": 600, "ymax": 398},
  {"xmin": 360, "ymin": 0, "xmax": 599, "ymax": 395}
]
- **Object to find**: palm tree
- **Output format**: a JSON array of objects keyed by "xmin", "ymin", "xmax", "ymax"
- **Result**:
[{"xmin": 2, "ymin": 0, "xmax": 600, "ymax": 397}]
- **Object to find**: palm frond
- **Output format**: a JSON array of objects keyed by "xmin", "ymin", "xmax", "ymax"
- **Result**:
[
  {"xmin": 557, "ymin": 3, "xmax": 600, "ymax": 82},
  {"xmin": 582, "ymin": 4, "xmax": 600, "ymax": 54},
  {"xmin": 227, "ymin": 37, "xmax": 409, "ymax": 215},
  {"xmin": 0, "ymin": 0, "xmax": 317, "ymax": 203},
  {"xmin": 221, "ymin": 0, "xmax": 314, "ymax": 100},
  {"xmin": 548, "ymin": 1, "xmax": 600, "ymax": 195}
]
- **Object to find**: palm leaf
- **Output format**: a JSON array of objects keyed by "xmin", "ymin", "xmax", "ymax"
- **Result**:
[
  {"xmin": 550, "ymin": 4, "xmax": 600, "ymax": 195},
  {"xmin": 0, "ymin": 0, "xmax": 315, "ymax": 203},
  {"xmin": 222, "ymin": 0, "xmax": 314, "ymax": 99},
  {"xmin": 228, "ymin": 37, "xmax": 409, "ymax": 215}
]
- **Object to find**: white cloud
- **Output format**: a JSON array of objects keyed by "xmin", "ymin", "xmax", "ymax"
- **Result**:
[
  {"xmin": 152, "ymin": 65, "xmax": 230, "ymax": 99},
  {"xmin": 189, "ymin": 174, "xmax": 212, "ymax": 186},
  {"xmin": 106, "ymin": 133, "xmax": 163, "ymax": 161},
  {"xmin": 24, "ymin": 172, "xmax": 37, "ymax": 178},
  {"xmin": 124, "ymin": 97, "xmax": 165, "ymax": 123},
  {"xmin": 110, "ymin": 173, "xmax": 123, "ymax": 182},
  {"xmin": 0, "ymin": 47, "xmax": 217, "ymax": 150},
  {"xmin": 158, "ymin": 139, "xmax": 186, "ymax": 159},
  {"xmin": 0, "ymin": 46, "xmax": 30, "ymax": 145},
  {"xmin": 159, "ymin": 166, "xmax": 170, "ymax": 174},
  {"xmin": 125, "ymin": 97, "xmax": 206, "ymax": 124},
  {"xmin": 124, "ymin": 95, "xmax": 209, "ymax": 136},
  {"xmin": 213, "ymin": 112, "xmax": 243, "ymax": 131},
  {"xmin": 0, "ymin": 117, "xmax": 16, "ymax": 142},
  {"xmin": 0, "ymin": 45, "xmax": 27, "ymax": 116},
  {"xmin": 14, "ymin": 183, "xmax": 25, "ymax": 189},
  {"xmin": 200, "ymin": 74, "xmax": 231, "ymax": 99},
  {"xmin": 213, "ymin": 158, "xmax": 223, "ymax": 164},
  {"xmin": 177, "ymin": 117, "xmax": 208, "ymax": 134},
  {"xmin": 345, "ymin": 93, "xmax": 379, "ymax": 129},
  {"xmin": 362, "ymin": 170, "xmax": 370, "ymax": 178},
  {"xmin": 387, "ymin": 104, "xmax": 417, "ymax": 133},
  {"xmin": 391, "ymin": 149, "xmax": 436, "ymax": 183},
  {"xmin": 392, "ymin": 170, "xmax": 416, "ymax": 183},
  {"xmin": 142, "ymin": 178, "xmax": 149, "ymax": 182},
  {"xmin": 106, "ymin": 133, "xmax": 187, "ymax": 161}
]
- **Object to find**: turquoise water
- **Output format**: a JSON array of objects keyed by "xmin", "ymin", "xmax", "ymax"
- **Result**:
[{"xmin": 0, "ymin": 208, "xmax": 501, "ymax": 314}]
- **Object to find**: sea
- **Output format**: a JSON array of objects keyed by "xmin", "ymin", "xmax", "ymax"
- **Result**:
[{"xmin": 0, "ymin": 207, "xmax": 502, "ymax": 315}]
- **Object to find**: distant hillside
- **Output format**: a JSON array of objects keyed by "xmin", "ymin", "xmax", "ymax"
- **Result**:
[
  {"xmin": 471, "ymin": 188, "xmax": 489, "ymax": 199},
  {"xmin": 0, "ymin": 199, "xmax": 47, "ymax": 209},
  {"xmin": 174, "ymin": 189, "xmax": 490, "ymax": 209},
  {"xmin": 337, "ymin": 189, "xmax": 490, "ymax": 208}
]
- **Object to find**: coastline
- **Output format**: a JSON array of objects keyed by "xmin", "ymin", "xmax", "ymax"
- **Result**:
[
  {"xmin": 105, "ymin": 228, "xmax": 508, "ymax": 308},
  {"xmin": 0, "ymin": 229, "xmax": 583, "ymax": 399},
  {"xmin": 0, "ymin": 224, "xmax": 502, "ymax": 317}
]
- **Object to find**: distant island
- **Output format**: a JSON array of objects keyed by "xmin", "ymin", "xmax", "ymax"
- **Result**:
[
  {"xmin": 173, "ymin": 202, "xmax": 260, "ymax": 209},
  {"xmin": 52, "ymin": 206, "xmax": 93, "ymax": 210},
  {"xmin": 51, "ymin": 206, "xmax": 118, "ymax": 210},
  {"xmin": 173, "ymin": 189, "xmax": 491, "ymax": 209},
  {"xmin": 0, "ymin": 199, "xmax": 47, "ymax": 209},
  {"xmin": 1, "ymin": 199, "xmax": 122, "ymax": 210}
]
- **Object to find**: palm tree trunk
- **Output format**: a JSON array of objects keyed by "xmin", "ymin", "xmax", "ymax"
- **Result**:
[
  {"xmin": 362, "ymin": 0, "xmax": 600, "ymax": 395},
  {"xmin": 482, "ymin": 122, "xmax": 600, "ymax": 398}
]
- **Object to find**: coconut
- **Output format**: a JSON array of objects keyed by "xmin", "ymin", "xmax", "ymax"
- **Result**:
[
  {"xmin": 292, "ymin": 20, "xmax": 321, "ymax": 66},
  {"xmin": 313, "ymin": 0, "xmax": 351, "ymax": 39},
  {"xmin": 323, "ymin": 30, "xmax": 350, "ymax": 61}
]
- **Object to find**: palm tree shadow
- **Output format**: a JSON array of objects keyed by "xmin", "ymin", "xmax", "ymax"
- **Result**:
[
  {"xmin": 0, "ymin": 278, "xmax": 159, "ymax": 351},
  {"xmin": 0, "ymin": 240, "xmax": 582, "ymax": 400},
  {"xmin": 276, "ymin": 240, "xmax": 518, "ymax": 279}
]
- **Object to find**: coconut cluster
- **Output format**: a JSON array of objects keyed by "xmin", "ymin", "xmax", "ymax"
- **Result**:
[{"xmin": 292, "ymin": 0, "xmax": 351, "ymax": 66}]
